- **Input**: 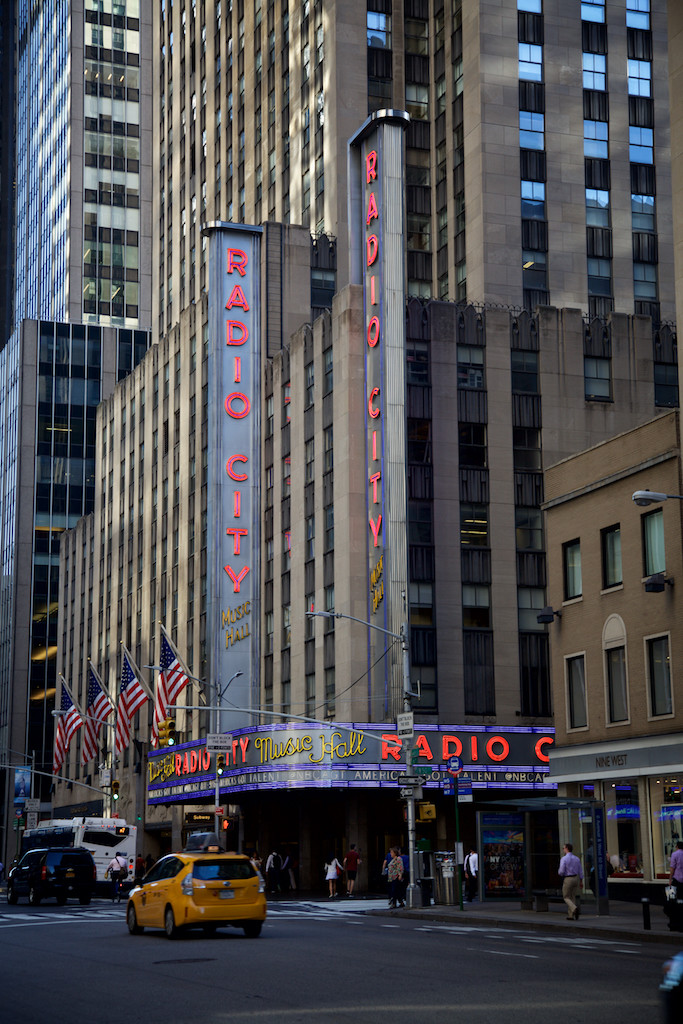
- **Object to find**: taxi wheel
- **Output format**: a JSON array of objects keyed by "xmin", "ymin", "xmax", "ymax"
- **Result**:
[
  {"xmin": 28, "ymin": 887, "xmax": 41, "ymax": 906},
  {"xmin": 243, "ymin": 922, "xmax": 262, "ymax": 938},
  {"xmin": 164, "ymin": 905, "xmax": 179, "ymax": 939},
  {"xmin": 7, "ymin": 885, "xmax": 17, "ymax": 905},
  {"xmin": 127, "ymin": 903, "xmax": 143, "ymax": 935}
]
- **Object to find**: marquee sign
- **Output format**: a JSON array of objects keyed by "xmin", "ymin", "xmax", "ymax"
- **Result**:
[
  {"xmin": 349, "ymin": 110, "xmax": 410, "ymax": 715},
  {"xmin": 147, "ymin": 723, "xmax": 555, "ymax": 803},
  {"xmin": 205, "ymin": 223, "xmax": 262, "ymax": 731}
]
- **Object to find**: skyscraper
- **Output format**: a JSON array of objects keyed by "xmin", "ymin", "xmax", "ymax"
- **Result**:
[{"xmin": 0, "ymin": 2, "xmax": 152, "ymax": 851}]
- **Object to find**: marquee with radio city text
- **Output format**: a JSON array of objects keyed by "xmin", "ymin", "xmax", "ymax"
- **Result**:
[{"xmin": 147, "ymin": 723, "xmax": 555, "ymax": 803}]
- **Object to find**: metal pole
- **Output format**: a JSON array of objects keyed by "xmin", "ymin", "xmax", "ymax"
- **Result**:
[
  {"xmin": 215, "ymin": 768, "xmax": 221, "ymax": 837},
  {"xmin": 455, "ymin": 780, "xmax": 463, "ymax": 911},
  {"xmin": 402, "ymin": 623, "xmax": 419, "ymax": 910}
]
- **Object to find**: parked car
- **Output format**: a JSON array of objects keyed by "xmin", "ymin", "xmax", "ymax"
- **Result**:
[
  {"xmin": 661, "ymin": 951, "xmax": 683, "ymax": 1023},
  {"xmin": 126, "ymin": 833, "xmax": 267, "ymax": 939},
  {"xmin": 7, "ymin": 847, "xmax": 96, "ymax": 905}
]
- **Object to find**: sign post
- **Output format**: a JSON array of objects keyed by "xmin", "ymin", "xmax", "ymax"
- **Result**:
[{"xmin": 447, "ymin": 755, "xmax": 464, "ymax": 911}]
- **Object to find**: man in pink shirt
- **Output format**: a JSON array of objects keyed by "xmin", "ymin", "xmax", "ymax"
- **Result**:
[
  {"xmin": 669, "ymin": 841, "xmax": 683, "ymax": 897},
  {"xmin": 558, "ymin": 842, "xmax": 584, "ymax": 920}
]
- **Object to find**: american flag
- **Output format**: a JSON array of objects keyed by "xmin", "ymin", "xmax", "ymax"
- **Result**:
[
  {"xmin": 81, "ymin": 665, "xmax": 114, "ymax": 765},
  {"xmin": 115, "ymin": 648, "xmax": 150, "ymax": 755},
  {"xmin": 152, "ymin": 631, "xmax": 189, "ymax": 747},
  {"xmin": 53, "ymin": 682, "xmax": 83, "ymax": 775}
]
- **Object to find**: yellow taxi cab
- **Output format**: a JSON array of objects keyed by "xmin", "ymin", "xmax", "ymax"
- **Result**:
[{"xmin": 126, "ymin": 833, "xmax": 266, "ymax": 939}]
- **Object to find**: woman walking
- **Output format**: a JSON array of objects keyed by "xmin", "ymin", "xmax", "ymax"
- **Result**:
[
  {"xmin": 387, "ymin": 847, "xmax": 404, "ymax": 908},
  {"xmin": 324, "ymin": 853, "xmax": 343, "ymax": 898}
]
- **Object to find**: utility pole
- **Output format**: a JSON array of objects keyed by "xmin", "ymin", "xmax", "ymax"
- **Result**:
[{"xmin": 401, "ymin": 622, "xmax": 419, "ymax": 910}]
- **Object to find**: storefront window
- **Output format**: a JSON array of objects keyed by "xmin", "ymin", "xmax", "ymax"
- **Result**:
[{"xmin": 605, "ymin": 780, "xmax": 643, "ymax": 874}]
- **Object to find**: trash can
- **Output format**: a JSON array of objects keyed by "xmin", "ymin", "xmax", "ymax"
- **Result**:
[
  {"xmin": 419, "ymin": 877, "xmax": 434, "ymax": 907},
  {"xmin": 433, "ymin": 852, "xmax": 457, "ymax": 905}
]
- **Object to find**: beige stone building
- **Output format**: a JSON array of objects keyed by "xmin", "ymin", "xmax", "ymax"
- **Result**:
[{"xmin": 545, "ymin": 411, "xmax": 683, "ymax": 888}]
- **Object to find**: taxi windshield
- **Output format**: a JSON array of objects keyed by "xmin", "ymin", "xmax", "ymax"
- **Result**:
[{"xmin": 192, "ymin": 860, "xmax": 255, "ymax": 881}]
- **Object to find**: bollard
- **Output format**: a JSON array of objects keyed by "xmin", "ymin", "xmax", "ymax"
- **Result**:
[{"xmin": 641, "ymin": 897, "xmax": 651, "ymax": 931}]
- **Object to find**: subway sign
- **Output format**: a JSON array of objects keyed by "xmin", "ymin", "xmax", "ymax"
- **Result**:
[{"xmin": 147, "ymin": 723, "xmax": 555, "ymax": 803}]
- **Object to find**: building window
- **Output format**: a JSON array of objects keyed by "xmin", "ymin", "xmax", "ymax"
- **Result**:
[
  {"xmin": 305, "ymin": 362, "xmax": 314, "ymax": 407},
  {"xmin": 521, "ymin": 180, "xmax": 545, "ymax": 220},
  {"xmin": 633, "ymin": 262, "xmax": 657, "ymax": 300},
  {"xmin": 587, "ymin": 259, "xmax": 612, "ymax": 299},
  {"xmin": 584, "ymin": 355, "xmax": 611, "ymax": 400},
  {"xmin": 632, "ymin": 194, "xmax": 655, "ymax": 231},
  {"xmin": 654, "ymin": 364, "xmax": 679, "ymax": 408},
  {"xmin": 323, "ymin": 347, "xmax": 333, "ymax": 394},
  {"xmin": 405, "ymin": 84, "xmax": 429, "ymax": 120},
  {"xmin": 282, "ymin": 456, "xmax": 291, "ymax": 497},
  {"xmin": 512, "ymin": 427, "xmax": 542, "ymax": 471},
  {"xmin": 305, "ymin": 439, "xmax": 315, "ymax": 483},
  {"xmin": 563, "ymin": 539, "xmax": 582, "ymax": 600},
  {"xmin": 583, "ymin": 52, "xmax": 606, "ymax": 90},
  {"xmin": 581, "ymin": 0, "xmax": 605, "ymax": 23},
  {"xmin": 407, "ymin": 342, "xmax": 429, "ymax": 385},
  {"xmin": 516, "ymin": 507, "xmax": 543, "ymax": 550},
  {"xmin": 409, "ymin": 502, "xmax": 433, "ymax": 545},
  {"xmin": 584, "ymin": 119, "xmax": 608, "ymax": 159},
  {"xmin": 642, "ymin": 508, "xmax": 665, "ymax": 576},
  {"xmin": 323, "ymin": 426, "xmax": 333, "ymax": 472},
  {"xmin": 519, "ymin": 110, "xmax": 544, "ymax": 150},
  {"xmin": 460, "ymin": 503, "xmax": 489, "ymax": 547},
  {"xmin": 626, "ymin": 0, "xmax": 650, "ymax": 30},
  {"xmin": 606, "ymin": 646, "xmax": 628, "ymax": 723},
  {"xmin": 462, "ymin": 584, "xmax": 490, "ymax": 629},
  {"xmin": 567, "ymin": 655, "xmax": 588, "ymax": 729},
  {"xmin": 627, "ymin": 59, "xmax": 651, "ymax": 97},
  {"xmin": 324, "ymin": 505, "xmax": 334, "ymax": 551},
  {"xmin": 305, "ymin": 515, "xmax": 315, "ymax": 560},
  {"xmin": 518, "ymin": 587, "xmax": 545, "ymax": 631},
  {"xmin": 647, "ymin": 635, "xmax": 672, "ymax": 717},
  {"xmin": 458, "ymin": 423, "xmax": 487, "ymax": 468},
  {"xmin": 511, "ymin": 350, "xmax": 539, "ymax": 393},
  {"xmin": 601, "ymin": 525, "xmax": 622, "ymax": 589},
  {"xmin": 629, "ymin": 126, "xmax": 653, "ymax": 164},
  {"xmin": 518, "ymin": 43, "xmax": 543, "ymax": 82},
  {"xmin": 586, "ymin": 189, "xmax": 610, "ymax": 228},
  {"xmin": 367, "ymin": 11, "xmax": 391, "ymax": 48},
  {"xmin": 457, "ymin": 345, "xmax": 484, "ymax": 389}
]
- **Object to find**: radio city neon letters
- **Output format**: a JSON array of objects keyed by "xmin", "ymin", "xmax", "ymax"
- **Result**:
[
  {"xmin": 223, "ymin": 247, "xmax": 253, "ymax": 593},
  {"xmin": 365, "ymin": 148, "xmax": 383, "ymax": 554}
]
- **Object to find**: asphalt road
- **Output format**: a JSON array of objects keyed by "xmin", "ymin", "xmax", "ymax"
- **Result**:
[{"xmin": 0, "ymin": 897, "xmax": 675, "ymax": 1024}]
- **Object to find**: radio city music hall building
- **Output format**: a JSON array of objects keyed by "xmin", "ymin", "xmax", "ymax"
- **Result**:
[{"xmin": 53, "ymin": 113, "xmax": 672, "ymax": 892}]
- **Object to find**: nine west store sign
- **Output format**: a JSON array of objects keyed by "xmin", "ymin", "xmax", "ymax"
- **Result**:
[{"xmin": 147, "ymin": 724, "xmax": 555, "ymax": 804}]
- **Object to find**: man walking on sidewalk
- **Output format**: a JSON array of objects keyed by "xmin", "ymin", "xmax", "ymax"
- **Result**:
[{"xmin": 558, "ymin": 842, "xmax": 583, "ymax": 920}]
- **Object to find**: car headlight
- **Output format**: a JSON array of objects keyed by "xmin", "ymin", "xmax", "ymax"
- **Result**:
[{"xmin": 181, "ymin": 874, "xmax": 194, "ymax": 896}]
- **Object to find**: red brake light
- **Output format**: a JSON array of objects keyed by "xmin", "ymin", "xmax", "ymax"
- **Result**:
[{"xmin": 41, "ymin": 865, "xmax": 47, "ymax": 881}]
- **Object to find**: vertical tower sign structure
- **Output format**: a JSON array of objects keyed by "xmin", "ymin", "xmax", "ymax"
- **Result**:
[
  {"xmin": 348, "ymin": 111, "xmax": 410, "ymax": 718},
  {"xmin": 204, "ymin": 223, "xmax": 262, "ymax": 732}
]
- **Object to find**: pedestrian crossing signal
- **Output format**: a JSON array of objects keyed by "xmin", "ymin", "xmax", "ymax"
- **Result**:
[{"xmin": 216, "ymin": 754, "xmax": 226, "ymax": 776}]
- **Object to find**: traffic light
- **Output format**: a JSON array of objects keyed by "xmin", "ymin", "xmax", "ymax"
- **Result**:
[
  {"xmin": 158, "ymin": 718, "xmax": 174, "ymax": 747},
  {"xmin": 221, "ymin": 818, "xmax": 230, "ymax": 831},
  {"xmin": 216, "ymin": 754, "xmax": 226, "ymax": 776},
  {"xmin": 111, "ymin": 780, "xmax": 120, "ymax": 801}
]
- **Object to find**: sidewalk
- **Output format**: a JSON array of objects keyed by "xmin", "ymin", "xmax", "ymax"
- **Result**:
[{"xmin": 367, "ymin": 894, "xmax": 683, "ymax": 945}]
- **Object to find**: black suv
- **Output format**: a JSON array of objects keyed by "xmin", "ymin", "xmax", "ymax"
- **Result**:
[{"xmin": 7, "ymin": 847, "xmax": 96, "ymax": 906}]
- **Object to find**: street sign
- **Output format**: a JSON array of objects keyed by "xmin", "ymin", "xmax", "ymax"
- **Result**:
[
  {"xmin": 457, "ymin": 774, "xmax": 473, "ymax": 803},
  {"xmin": 206, "ymin": 733, "xmax": 232, "ymax": 752},
  {"xmin": 396, "ymin": 712, "xmax": 414, "ymax": 739},
  {"xmin": 214, "ymin": 806, "xmax": 225, "ymax": 815},
  {"xmin": 447, "ymin": 755, "xmax": 463, "ymax": 776},
  {"xmin": 24, "ymin": 798, "xmax": 40, "ymax": 812},
  {"xmin": 99, "ymin": 768, "xmax": 111, "ymax": 787},
  {"xmin": 400, "ymin": 786, "xmax": 423, "ymax": 799},
  {"xmin": 26, "ymin": 812, "xmax": 38, "ymax": 829},
  {"xmin": 414, "ymin": 764, "xmax": 434, "ymax": 777},
  {"xmin": 402, "ymin": 774, "xmax": 422, "ymax": 786}
]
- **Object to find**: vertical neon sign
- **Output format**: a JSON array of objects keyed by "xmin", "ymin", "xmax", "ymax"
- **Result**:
[{"xmin": 205, "ymin": 223, "xmax": 262, "ymax": 733}]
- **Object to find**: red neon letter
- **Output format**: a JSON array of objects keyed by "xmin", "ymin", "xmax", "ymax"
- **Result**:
[
  {"xmin": 416, "ymin": 735, "xmax": 434, "ymax": 760},
  {"xmin": 225, "ymin": 393, "xmax": 251, "ymax": 418},
  {"xmin": 366, "ymin": 192, "xmax": 379, "ymax": 225},
  {"xmin": 369, "ymin": 470, "xmax": 381, "ymax": 503},
  {"xmin": 470, "ymin": 735, "xmax": 478, "ymax": 761},
  {"xmin": 486, "ymin": 736, "xmax": 510, "ymax": 762},
  {"xmin": 366, "ymin": 235, "xmax": 378, "ymax": 267},
  {"xmin": 234, "ymin": 356, "xmax": 241, "ymax": 383},
  {"xmin": 369, "ymin": 515, "xmax": 382, "ymax": 547},
  {"xmin": 366, "ymin": 150, "xmax": 377, "ymax": 183},
  {"xmin": 535, "ymin": 736, "xmax": 553, "ymax": 763},
  {"xmin": 442, "ymin": 735, "xmax": 463, "ymax": 759},
  {"xmin": 233, "ymin": 491, "xmax": 241, "ymax": 517},
  {"xmin": 367, "ymin": 316, "xmax": 380, "ymax": 348},
  {"xmin": 227, "ymin": 248, "xmax": 248, "ymax": 276},
  {"xmin": 368, "ymin": 387, "xmax": 380, "ymax": 418},
  {"xmin": 175, "ymin": 753, "xmax": 182, "ymax": 774},
  {"xmin": 226, "ymin": 454, "xmax": 249, "ymax": 481},
  {"xmin": 226, "ymin": 321, "xmax": 249, "ymax": 346},
  {"xmin": 226, "ymin": 527, "xmax": 249, "ymax": 555},
  {"xmin": 226, "ymin": 284, "xmax": 250, "ymax": 311},
  {"xmin": 224, "ymin": 565, "xmax": 250, "ymax": 592},
  {"xmin": 381, "ymin": 734, "xmax": 401, "ymax": 761}
]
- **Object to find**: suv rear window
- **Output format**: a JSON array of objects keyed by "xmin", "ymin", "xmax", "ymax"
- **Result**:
[{"xmin": 193, "ymin": 861, "xmax": 256, "ymax": 881}]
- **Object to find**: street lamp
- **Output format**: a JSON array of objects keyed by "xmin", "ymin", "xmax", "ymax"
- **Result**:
[
  {"xmin": 631, "ymin": 490, "xmax": 683, "ymax": 506},
  {"xmin": 307, "ymin": 609, "xmax": 422, "ymax": 909}
]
